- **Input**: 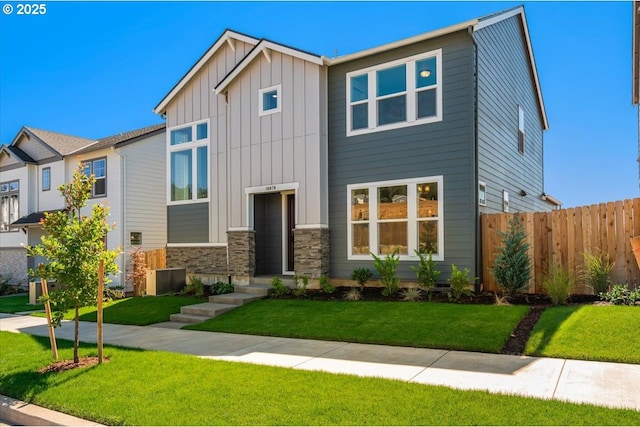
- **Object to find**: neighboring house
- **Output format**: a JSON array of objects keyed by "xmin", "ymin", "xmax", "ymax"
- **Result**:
[
  {"xmin": 632, "ymin": 0, "xmax": 640, "ymax": 192},
  {"xmin": 153, "ymin": 6, "xmax": 559, "ymax": 286},
  {"xmin": 0, "ymin": 124, "xmax": 166, "ymax": 289}
]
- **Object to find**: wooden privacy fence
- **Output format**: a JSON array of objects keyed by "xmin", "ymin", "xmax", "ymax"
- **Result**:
[
  {"xmin": 143, "ymin": 248, "xmax": 166, "ymax": 270},
  {"xmin": 481, "ymin": 198, "xmax": 640, "ymax": 294}
]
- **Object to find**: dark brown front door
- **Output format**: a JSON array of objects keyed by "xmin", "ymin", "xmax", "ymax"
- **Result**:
[{"xmin": 287, "ymin": 194, "xmax": 295, "ymax": 272}]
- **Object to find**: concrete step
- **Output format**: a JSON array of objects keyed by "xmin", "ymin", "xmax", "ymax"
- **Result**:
[
  {"xmin": 209, "ymin": 293, "xmax": 263, "ymax": 305},
  {"xmin": 237, "ymin": 284, "xmax": 272, "ymax": 296},
  {"xmin": 181, "ymin": 302, "xmax": 238, "ymax": 317},
  {"xmin": 169, "ymin": 313, "xmax": 211, "ymax": 324},
  {"xmin": 249, "ymin": 277, "xmax": 297, "ymax": 289}
]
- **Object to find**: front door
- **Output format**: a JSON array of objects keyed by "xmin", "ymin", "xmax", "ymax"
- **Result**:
[{"xmin": 286, "ymin": 194, "xmax": 295, "ymax": 272}]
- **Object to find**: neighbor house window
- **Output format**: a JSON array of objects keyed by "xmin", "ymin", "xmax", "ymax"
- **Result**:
[
  {"xmin": 0, "ymin": 180, "xmax": 19, "ymax": 232},
  {"xmin": 518, "ymin": 105, "xmax": 525, "ymax": 154},
  {"xmin": 42, "ymin": 167, "xmax": 51, "ymax": 191},
  {"xmin": 82, "ymin": 158, "xmax": 106, "ymax": 197},
  {"xmin": 130, "ymin": 232, "xmax": 142, "ymax": 246},
  {"xmin": 259, "ymin": 85, "xmax": 282, "ymax": 116},
  {"xmin": 346, "ymin": 49, "xmax": 442, "ymax": 136},
  {"xmin": 503, "ymin": 190, "xmax": 510, "ymax": 212},
  {"xmin": 168, "ymin": 119, "xmax": 209, "ymax": 203},
  {"xmin": 347, "ymin": 176, "xmax": 443, "ymax": 260},
  {"xmin": 478, "ymin": 181, "xmax": 486, "ymax": 206}
]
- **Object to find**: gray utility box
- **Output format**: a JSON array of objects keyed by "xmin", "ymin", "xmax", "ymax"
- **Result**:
[
  {"xmin": 145, "ymin": 268, "xmax": 187, "ymax": 295},
  {"xmin": 28, "ymin": 280, "xmax": 61, "ymax": 305}
]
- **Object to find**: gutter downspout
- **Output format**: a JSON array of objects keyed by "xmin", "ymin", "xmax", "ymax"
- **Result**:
[
  {"xmin": 470, "ymin": 27, "xmax": 482, "ymax": 294},
  {"xmin": 112, "ymin": 146, "xmax": 126, "ymax": 290}
]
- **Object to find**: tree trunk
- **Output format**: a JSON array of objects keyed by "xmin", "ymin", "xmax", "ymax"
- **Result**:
[{"xmin": 74, "ymin": 305, "xmax": 80, "ymax": 364}]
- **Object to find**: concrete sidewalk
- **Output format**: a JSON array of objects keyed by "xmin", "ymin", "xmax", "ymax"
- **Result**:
[{"xmin": 1, "ymin": 312, "xmax": 639, "ymax": 423}]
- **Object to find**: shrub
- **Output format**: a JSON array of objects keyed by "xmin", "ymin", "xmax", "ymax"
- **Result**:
[
  {"xmin": 582, "ymin": 250, "xmax": 615, "ymax": 294},
  {"xmin": 371, "ymin": 249, "xmax": 400, "ymax": 297},
  {"xmin": 491, "ymin": 214, "xmax": 532, "ymax": 297},
  {"xmin": 350, "ymin": 267, "xmax": 373, "ymax": 289},
  {"xmin": 293, "ymin": 275, "xmax": 309, "ymax": 297},
  {"xmin": 211, "ymin": 281, "xmax": 234, "ymax": 295},
  {"xmin": 401, "ymin": 287, "xmax": 423, "ymax": 301},
  {"xmin": 543, "ymin": 265, "xmax": 573, "ymax": 305},
  {"xmin": 448, "ymin": 264, "xmax": 474, "ymax": 302},
  {"xmin": 271, "ymin": 277, "xmax": 290, "ymax": 298},
  {"xmin": 104, "ymin": 286, "xmax": 126, "ymax": 301},
  {"xmin": 411, "ymin": 250, "xmax": 440, "ymax": 293},
  {"xmin": 600, "ymin": 284, "xmax": 640, "ymax": 306},
  {"xmin": 126, "ymin": 247, "xmax": 147, "ymax": 297},
  {"xmin": 343, "ymin": 287, "xmax": 362, "ymax": 301},
  {"xmin": 319, "ymin": 275, "xmax": 335, "ymax": 294},
  {"xmin": 184, "ymin": 275, "xmax": 204, "ymax": 297}
]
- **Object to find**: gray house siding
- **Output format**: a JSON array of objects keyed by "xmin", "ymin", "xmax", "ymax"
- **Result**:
[
  {"xmin": 475, "ymin": 14, "xmax": 550, "ymax": 214},
  {"xmin": 328, "ymin": 30, "xmax": 477, "ymax": 281},
  {"xmin": 167, "ymin": 203, "xmax": 209, "ymax": 243}
]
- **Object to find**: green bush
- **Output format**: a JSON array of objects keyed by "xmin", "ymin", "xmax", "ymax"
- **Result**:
[
  {"xmin": 582, "ymin": 250, "xmax": 615, "ymax": 294},
  {"xmin": 448, "ymin": 264, "xmax": 474, "ymax": 302},
  {"xmin": 184, "ymin": 275, "xmax": 204, "ymax": 297},
  {"xmin": 293, "ymin": 275, "xmax": 309, "ymax": 297},
  {"xmin": 372, "ymin": 249, "xmax": 400, "ymax": 297},
  {"xmin": 211, "ymin": 281, "xmax": 234, "ymax": 295},
  {"xmin": 599, "ymin": 284, "xmax": 640, "ymax": 305},
  {"xmin": 401, "ymin": 287, "xmax": 423, "ymax": 301},
  {"xmin": 491, "ymin": 214, "xmax": 532, "ymax": 297},
  {"xmin": 543, "ymin": 265, "xmax": 573, "ymax": 305},
  {"xmin": 271, "ymin": 277, "xmax": 290, "ymax": 298},
  {"xmin": 319, "ymin": 276, "xmax": 335, "ymax": 294},
  {"xmin": 350, "ymin": 267, "xmax": 373, "ymax": 289},
  {"xmin": 411, "ymin": 250, "xmax": 440, "ymax": 292}
]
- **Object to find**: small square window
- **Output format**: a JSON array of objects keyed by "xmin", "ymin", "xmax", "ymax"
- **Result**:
[
  {"xmin": 259, "ymin": 85, "xmax": 282, "ymax": 116},
  {"xmin": 478, "ymin": 181, "xmax": 486, "ymax": 206},
  {"xmin": 130, "ymin": 232, "xmax": 142, "ymax": 246}
]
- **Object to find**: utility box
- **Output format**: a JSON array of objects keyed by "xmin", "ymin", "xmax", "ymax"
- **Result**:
[
  {"xmin": 28, "ymin": 280, "xmax": 60, "ymax": 305},
  {"xmin": 145, "ymin": 268, "xmax": 187, "ymax": 295}
]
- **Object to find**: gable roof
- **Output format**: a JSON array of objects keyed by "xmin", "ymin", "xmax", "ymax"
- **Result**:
[
  {"xmin": 215, "ymin": 39, "xmax": 324, "ymax": 94},
  {"xmin": 327, "ymin": 6, "xmax": 548, "ymax": 130},
  {"xmin": 153, "ymin": 29, "xmax": 259, "ymax": 115},
  {"xmin": 71, "ymin": 123, "xmax": 166, "ymax": 155},
  {"xmin": 0, "ymin": 144, "xmax": 36, "ymax": 164},
  {"xmin": 15, "ymin": 127, "xmax": 95, "ymax": 157}
]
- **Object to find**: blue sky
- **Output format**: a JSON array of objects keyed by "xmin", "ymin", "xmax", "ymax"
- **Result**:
[{"xmin": 0, "ymin": 1, "xmax": 636, "ymax": 208}]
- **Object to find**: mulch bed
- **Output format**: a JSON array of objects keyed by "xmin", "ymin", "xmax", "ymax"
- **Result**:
[{"xmin": 38, "ymin": 357, "xmax": 109, "ymax": 374}]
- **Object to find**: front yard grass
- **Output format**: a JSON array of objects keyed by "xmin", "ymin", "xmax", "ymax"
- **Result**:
[
  {"xmin": 0, "ymin": 295, "xmax": 43, "ymax": 314},
  {"xmin": 32, "ymin": 295, "xmax": 203, "ymax": 326},
  {"xmin": 185, "ymin": 300, "xmax": 528, "ymax": 353},
  {"xmin": 525, "ymin": 305, "xmax": 640, "ymax": 364},
  {"xmin": 1, "ymin": 332, "xmax": 638, "ymax": 426}
]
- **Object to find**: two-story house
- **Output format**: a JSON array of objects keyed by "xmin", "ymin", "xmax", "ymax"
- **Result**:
[
  {"xmin": 154, "ymin": 6, "xmax": 559, "ymax": 287},
  {"xmin": 0, "ymin": 124, "xmax": 166, "ymax": 289}
]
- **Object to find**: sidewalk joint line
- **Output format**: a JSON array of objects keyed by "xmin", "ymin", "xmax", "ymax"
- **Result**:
[{"xmin": 551, "ymin": 359, "xmax": 567, "ymax": 399}]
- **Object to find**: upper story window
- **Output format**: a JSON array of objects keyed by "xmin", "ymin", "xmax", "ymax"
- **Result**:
[
  {"xmin": 42, "ymin": 167, "xmax": 51, "ymax": 191},
  {"xmin": 168, "ymin": 119, "xmax": 209, "ymax": 204},
  {"xmin": 478, "ymin": 181, "xmax": 486, "ymax": 206},
  {"xmin": 348, "ymin": 176, "xmax": 444, "ymax": 261},
  {"xmin": 0, "ymin": 180, "xmax": 19, "ymax": 232},
  {"xmin": 346, "ymin": 49, "xmax": 442, "ymax": 137},
  {"xmin": 259, "ymin": 85, "xmax": 282, "ymax": 116},
  {"xmin": 82, "ymin": 158, "xmax": 106, "ymax": 198},
  {"xmin": 518, "ymin": 105, "xmax": 525, "ymax": 154}
]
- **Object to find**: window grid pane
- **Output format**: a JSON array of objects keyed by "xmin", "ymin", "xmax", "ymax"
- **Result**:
[
  {"xmin": 376, "ymin": 64, "xmax": 406, "ymax": 97},
  {"xmin": 417, "ymin": 182, "xmax": 438, "ymax": 218},
  {"xmin": 378, "ymin": 222, "xmax": 408, "ymax": 255},
  {"xmin": 352, "ymin": 223, "xmax": 369, "ymax": 255},
  {"xmin": 170, "ymin": 127, "xmax": 192, "ymax": 145},
  {"xmin": 415, "ymin": 57, "xmax": 437, "ymax": 88},
  {"xmin": 196, "ymin": 146, "xmax": 208, "ymax": 199},
  {"xmin": 418, "ymin": 220, "xmax": 438, "ymax": 254},
  {"xmin": 171, "ymin": 150, "xmax": 192, "ymax": 201},
  {"xmin": 378, "ymin": 186, "xmax": 408, "ymax": 220},
  {"xmin": 42, "ymin": 169, "xmax": 50, "ymax": 191},
  {"xmin": 351, "ymin": 74, "xmax": 368, "ymax": 102},
  {"xmin": 377, "ymin": 95, "xmax": 407, "ymax": 126},
  {"xmin": 197, "ymin": 123, "xmax": 208, "ymax": 140}
]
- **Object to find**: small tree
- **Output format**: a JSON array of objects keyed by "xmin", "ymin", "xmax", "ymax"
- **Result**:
[
  {"xmin": 28, "ymin": 164, "xmax": 120, "ymax": 363},
  {"xmin": 126, "ymin": 247, "xmax": 147, "ymax": 297},
  {"xmin": 491, "ymin": 214, "xmax": 531, "ymax": 298}
]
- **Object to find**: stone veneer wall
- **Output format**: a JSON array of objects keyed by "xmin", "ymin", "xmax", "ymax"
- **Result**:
[
  {"xmin": 166, "ymin": 246, "xmax": 227, "ymax": 275},
  {"xmin": 227, "ymin": 230, "xmax": 255, "ymax": 278},
  {"xmin": 0, "ymin": 248, "xmax": 28, "ymax": 285},
  {"xmin": 294, "ymin": 228, "xmax": 330, "ymax": 278}
]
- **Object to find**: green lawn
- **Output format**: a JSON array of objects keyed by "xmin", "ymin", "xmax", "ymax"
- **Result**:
[
  {"xmin": 525, "ymin": 305, "xmax": 640, "ymax": 364},
  {"xmin": 0, "ymin": 295, "xmax": 43, "ymax": 314},
  {"xmin": 32, "ymin": 296, "xmax": 203, "ymax": 326},
  {"xmin": 1, "ymin": 332, "xmax": 638, "ymax": 426},
  {"xmin": 185, "ymin": 300, "xmax": 529, "ymax": 353}
]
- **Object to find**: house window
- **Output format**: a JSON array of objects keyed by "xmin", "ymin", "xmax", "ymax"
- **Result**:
[
  {"xmin": 503, "ymin": 190, "xmax": 510, "ymax": 212},
  {"xmin": 130, "ymin": 232, "xmax": 142, "ymax": 246},
  {"xmin": 518, "ymin": 105, "xmax": 525, "ymax": 154},
  {"xmin": 259, "ymin": 85, "xmax": 281, "ymax": 116},
  {"xmin": 82, "ymin": 158, "xmax": 106, "ymax": 198},
  {"xmin": 348, "ymin": 176, "xmax": 443, "ymax": 260},
  {"xmin": 168, "ymin": 119, "xmax": 209, "ymax": 203},
  {"xmin": 346, "ymin": 49, "xmax": 442, "ymax": 136},
  {"xmin": 478, "ymin": 181, "xmax": 486, "ymax": 206},
  {"xmin": 0, "ymin": 180, "xmax": 19, "ymax": 232},
  {"xmin": 42, "ymin": 167, "xmax": 51, "ymax": 191}
]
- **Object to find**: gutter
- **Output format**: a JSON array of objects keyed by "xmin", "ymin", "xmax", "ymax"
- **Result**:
[
  {"xmin": 112, "ymin": 146, "xmax": 126, "ymax": 289},
  {"xmin": 470, "ymin": 27, "xmax": 481, "ymax": 294}
]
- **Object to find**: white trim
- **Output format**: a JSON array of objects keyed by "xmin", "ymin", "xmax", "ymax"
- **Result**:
[
  {"xmin": 282, "ymin": 191, "xmax": 295, "ymax": 275},
  {"xmin": 473, "ymin": 7, "xmax": 522, "ymax": 31},
  {"xmin": 154, "ymin": 30, "xmax": 258, "ymax": 114},
  {"xmin": 245, "ymin": 182, "xmax": 299, "ymax": 194},
  {"xmin": 294, "ymin": 224, "xmax": 329, "ymax": 229},
  {"xmin": 167, "ymin": 243, "xmax": 227, "ymax": 248},
  {"xmin": 346, "ymin": 50, "xmax": 442, "ymax": 137},
  {"xmin": 228, "ymin": 227, "xmax": 252, "ymax": 232},
  {"xmin": 258, "ymin": 84, "xmax": 282, "ymax": 117},
  {"xmin": 346, "ymin": 176, "xmax": 444, "ymax": 262}
]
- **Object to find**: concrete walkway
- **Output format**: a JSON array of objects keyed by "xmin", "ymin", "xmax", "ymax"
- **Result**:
[{"xmin": 1, "ymin": 312, "xmax": 639, "ymax": 423}]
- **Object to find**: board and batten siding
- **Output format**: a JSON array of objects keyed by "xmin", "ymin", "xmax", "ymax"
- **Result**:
[
  {"xmin": 475, "ymin": 14, "xmax": 550, "ymax": 214},
  {"xmin": 164, "ymin": 39, "xmax": 256, "ymax": 244},
  {"xmin": 328, "ymin": 30, "xmax": 477, "ymax": 281},
  {"xmin": 226, "ymin": 51, "xmax": 328, "ymax": 228}
]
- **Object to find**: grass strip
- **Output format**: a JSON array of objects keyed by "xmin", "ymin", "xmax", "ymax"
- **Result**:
[
  {"xmin": 525, "ymin": 305, "xmax": 640, "ymax": 364},
  {"xmin": 185, "ymin": 299, "xmax": 528, "ymax": 353},
  {"xmin": 1, "ymin": 332, "xmax": 639, "ymax": 426},
  {"xmin": 0, "ymin": 295, "xmax": 43, "ymax": 313},
  {"xmin": 31, "ymin": 296, "xmax": 203, "ymax": 326}
]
